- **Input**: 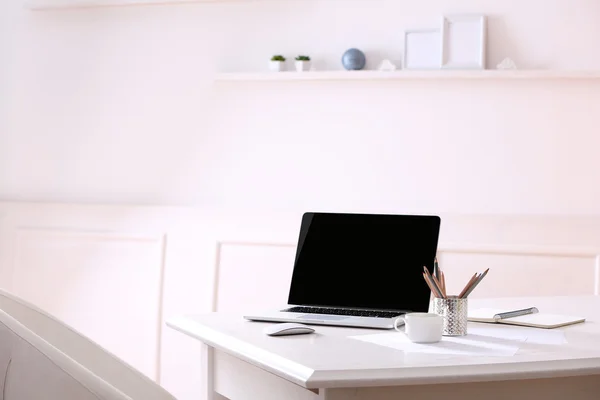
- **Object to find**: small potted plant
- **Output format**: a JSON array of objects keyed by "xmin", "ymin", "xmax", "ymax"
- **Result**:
[
  {"xmin": 295, "ymin": 55, "xmax": 311, "ymax": 72},
  {"xmin": 269, "ymin": 55, "xmax": 286, "ymax": 72}
]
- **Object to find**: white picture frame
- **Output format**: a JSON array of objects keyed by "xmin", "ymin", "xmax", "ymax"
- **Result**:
[
  {"xmin": 441, "ymin": 15, "xmax": 487, "ymax": 70},
  {"xmin": 403, "ymin": 29, "xmax": 441, "ymax": 70}
]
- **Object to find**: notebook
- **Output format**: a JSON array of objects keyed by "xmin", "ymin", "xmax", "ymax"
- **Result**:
[{"xmin": 468, "ymin": 307, "xmax": 585, "ymax": 329}]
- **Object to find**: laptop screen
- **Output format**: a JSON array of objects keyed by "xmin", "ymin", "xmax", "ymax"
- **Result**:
[{"xmin": 288, "ymin": 213, "xmax": 441, "ymax": 313}]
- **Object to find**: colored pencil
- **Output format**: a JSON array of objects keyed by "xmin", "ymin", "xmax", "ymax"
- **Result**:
[
  {"xmin": 462, "ymin": 268, "xmax": 490, "ymax": 298},
  {"xmin": 432, "ymin": 273, "xmax": 446, "ymax": 298},
  {"xmin": 423, "ymin": 272, "xmax": 444, "ymax": 298},
  {"xmin": 423, "ymin": 266, "xmax": 446, "ymax": 298},
  {"xmin": 434, "ymin": 257, "xmax": 445, "ymax": 295},
  {"xmin": 458, "ymin": 273, "xmax": 479, "ymax": 298},
  {"xmin": 440, "ymin": 270, "xmax": 447, "ymax": 295}
]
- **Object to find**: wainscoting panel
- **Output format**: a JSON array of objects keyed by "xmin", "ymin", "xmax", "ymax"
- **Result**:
[
  {"xmin": 215, "ymin": 242, "xmax": 295, "ymax": 312},
  {"xmin": 11, "ymin": 228, "xmax": 165, "ymax": 379},
  {"xmin": 437, "ymin": 251, "xmax": 598, "ymax": 298},
  {"xmin": 0, "ymin": 202, "xmax": 210, "ymax": 398}
]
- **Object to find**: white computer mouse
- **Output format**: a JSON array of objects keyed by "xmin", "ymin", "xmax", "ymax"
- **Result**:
[{"xmin": 263, "ymin": 323, "xmax": 315, "ymax": 337}]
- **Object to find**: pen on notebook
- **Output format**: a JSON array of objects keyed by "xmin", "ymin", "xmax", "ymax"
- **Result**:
[{"xmin": 493, "ymin": 307, "xmax": 539, "ymax": 321}]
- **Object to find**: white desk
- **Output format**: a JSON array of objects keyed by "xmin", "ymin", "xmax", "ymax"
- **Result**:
[{"xmin": 168, "ymin": 296, "xmax": 600, "ymax": 400}]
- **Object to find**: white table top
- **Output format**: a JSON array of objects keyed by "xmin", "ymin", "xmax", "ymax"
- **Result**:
[{"xmin": 167, "ymin": 296, "xmax": 600, "ymax": 389}]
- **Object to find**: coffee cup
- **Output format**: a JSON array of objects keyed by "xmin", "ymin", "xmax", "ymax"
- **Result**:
[{"xmin": 394, "ymin": 313, "xmax": 443, "ymax": 343}]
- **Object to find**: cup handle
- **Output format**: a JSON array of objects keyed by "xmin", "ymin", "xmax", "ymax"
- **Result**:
[{"xmin": 393, "ymin": 317, "xmax": 406, "ymax": 332}]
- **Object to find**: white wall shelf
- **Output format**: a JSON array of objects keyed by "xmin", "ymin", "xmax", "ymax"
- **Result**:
[
  {"xmin": 25, "ymin": 0, "xmax": 226, "ymax": 10},
  {"xmin": 216, "ymin": 70, "xmax": 600, "ymax": 82}
]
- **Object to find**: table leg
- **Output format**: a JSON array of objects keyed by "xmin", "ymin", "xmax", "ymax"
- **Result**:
[{"xmin": 201, "ymin": 343, "xmax": 222, "ymax": 400}]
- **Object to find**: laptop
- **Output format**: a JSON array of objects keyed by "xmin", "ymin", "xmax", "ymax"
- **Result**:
[{"xmin": 244, "ymin": 212, "xmax": 441, "ymax": 329}]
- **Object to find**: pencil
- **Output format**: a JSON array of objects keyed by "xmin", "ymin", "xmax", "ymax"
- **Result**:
[
  {"xmin": 423, "ymin": 272, "xmax": 444, "ymax": 298},
  {"xmin": 458, "ymin": 273, "xmax": 479, "ymax": 298},
  {"xmin": 423, "ymin": 266, "xmax": 445, "ymax": 299},
  {"xmin": 462, "ymin": 268, "xmax": 490, "ymax": 298},
  {"xmin": 432, "ymin": 273, "xmax": 446, "ymax": 298},
  {"xmin": 434, "ymin": 258, "xmax": 444, "ymax": 294},
  {"xmin": 422, "ymin": 273, "xmax": 437, "ymax": 297},
  {"xmin": 440, "ymin": 270, "xmax": 447, "ymax": 295}
]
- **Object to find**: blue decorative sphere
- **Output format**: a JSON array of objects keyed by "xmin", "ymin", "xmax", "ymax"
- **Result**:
[{"xmin": 342, "ymin": 48, "xmax": 366, "ymax": 70}]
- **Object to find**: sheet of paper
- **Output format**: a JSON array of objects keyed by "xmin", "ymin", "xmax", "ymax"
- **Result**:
[
  {"xmin": 349, "ymin": 326, "xmax": 566, "ymax": 356},
  {"xmin": 350, "ymin": 331, "xmax": 521, "ymax": 357}
]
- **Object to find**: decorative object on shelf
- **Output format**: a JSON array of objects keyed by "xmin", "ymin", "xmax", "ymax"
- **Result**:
[
  {"xmin": 497, "ymin": 57, "xmax": 517, "ymax": 70},
  {"xmin": 441, "ymin": 15, "xmax": 487, "ymax": 69},
  {"xmin": 295, "ymin": 55, "xmax": 311, "ymax": 72},
  {"xmin": 377, "ymin": 59, "xmax": 398, "ymax": 71},
  {"xmin": 269, "ymin": 55, "xmax": 286, "ymax": 72},
  {"xmin": 404, "ymin": 29, "xmax": 441, "ymax": 70},
  {"xmin": 342, "ymin": 48, "xmax": 366, "ymax": 70}
]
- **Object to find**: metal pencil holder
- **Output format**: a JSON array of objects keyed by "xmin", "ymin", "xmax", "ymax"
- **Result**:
[{"xmin": 433, "ymin": 296, "xmax": 468, "ymax": 336}]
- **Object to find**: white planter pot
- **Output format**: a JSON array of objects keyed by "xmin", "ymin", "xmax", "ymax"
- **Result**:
[
  {"xmin": 295, "ymin": 60, "xmax": 311, "ymax": 72},
  {"xmin": 269, "ymin": 61, "xmax": 285, "ymax": 72}
]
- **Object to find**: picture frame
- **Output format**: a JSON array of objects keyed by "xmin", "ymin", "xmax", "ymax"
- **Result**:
[
  {"xmin": 441, "ymin": 15, "xmax": 487, "ymax": 69},
  {"xmin": 403, "ymin": 29, "xmax": 441, "ymax": 70}
]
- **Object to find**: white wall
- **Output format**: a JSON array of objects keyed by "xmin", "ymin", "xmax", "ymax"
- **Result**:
[
  {"xmin": 2, "ymin": 0, "xmax": 600, "ymax": 215},
  {"xmin": 4, "ymin": 3, "xmax": 600, "ymax": 398}
]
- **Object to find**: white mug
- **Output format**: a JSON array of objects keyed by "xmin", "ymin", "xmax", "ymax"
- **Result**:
[{"xmin": 394, "ymin": 313, "xmax": 443, "ymax": 343}]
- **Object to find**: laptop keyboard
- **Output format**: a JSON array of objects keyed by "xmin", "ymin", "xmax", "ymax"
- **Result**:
[{"xmin": 283, "ymin": 306, "xmax": 403, "ymax": 319}]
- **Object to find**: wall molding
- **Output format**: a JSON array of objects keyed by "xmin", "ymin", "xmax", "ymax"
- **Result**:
[
  {"xmin": 439, "ymin": 243, "xmax": 600, "ymax": 258},
  {"xmin": 14, "ymin": 227, "xmax": 163, "ymax": 243},
  {"xmin": 26, "ymin": 0, "xmax": 242, "ymax": 10},
  {"xmin": 215, "ymin": 239, "xmax": 600, "ymax": 258},
  {"xmin": 155, "ymin": 233, "xmax": 168, "ymax": 384},
  {"xmin": 211, "ymin": 240, "xmax": 297, "ymax": 312}
]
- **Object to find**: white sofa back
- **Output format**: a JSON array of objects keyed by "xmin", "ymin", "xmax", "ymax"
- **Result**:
[
  {"xmin": 0, "ymin": 289, "xmax": 176, "ymax": 400},
  {"xmin": 0, "ymin": 306, "xmax": 131, "ymax": 399}
]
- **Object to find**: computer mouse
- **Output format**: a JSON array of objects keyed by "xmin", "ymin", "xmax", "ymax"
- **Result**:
[{"xmin": 263, "ymin": 323, "xmax": 315, "ymax": 337}]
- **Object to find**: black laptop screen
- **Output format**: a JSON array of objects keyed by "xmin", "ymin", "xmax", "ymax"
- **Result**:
[{"xmin": 287, "ymin": 213, "xmax": 441, "ymax": 313}]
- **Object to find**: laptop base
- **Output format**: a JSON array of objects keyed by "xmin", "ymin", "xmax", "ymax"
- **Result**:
[{"xmin": 244, "ymin": 310, "xmax": 401, "ymax": 330}]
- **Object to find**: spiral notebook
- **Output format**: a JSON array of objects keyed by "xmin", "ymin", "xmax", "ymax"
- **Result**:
[{"xmin": 468, "ymin": 307, "xmax": 585, "ymax": 329}]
